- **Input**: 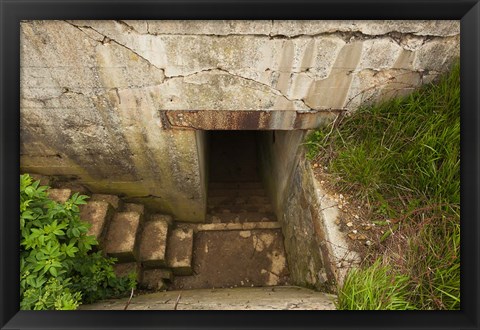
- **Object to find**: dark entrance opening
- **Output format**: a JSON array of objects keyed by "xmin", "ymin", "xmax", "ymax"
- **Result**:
[
  {"xmin": 169, "ymin": 130, "xmax": 291, "ymax": 290},
  {"xmin": 208, "ymin": 130, "xmax": 261, "ymax": 183}
]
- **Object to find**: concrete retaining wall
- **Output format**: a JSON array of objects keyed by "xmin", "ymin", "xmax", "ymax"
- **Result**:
[{"xmin": 20, "ymin": 20, "xmax": 459, "ymax": 221}]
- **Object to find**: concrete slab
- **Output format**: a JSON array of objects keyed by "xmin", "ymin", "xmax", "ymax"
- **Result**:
[
  {"xmin": 208, "ymin": 203, "xmax": 273, "ymax": 213},
  {"xmin": 166, "ymin": 228, "xmax": 194, "ymax": 276},
  {"xmin": 139, "ymin": 220, "xmax": 169, "ymax": 267},
  {"xmin": 207, "ymin": 212, "xmax": 276, "ymax": 223},
  {"xmin": 105, "ymin": 211, "xmax": 142, "ymax": 262},
  {"xmin": 79, "ymin": 286, "xmax": 336, "ymax": 310},
  {"xmin": 79, "ymin": 201, "xmax": 113, "ymax": 243},
  {"xmin": 149, "ymin": 214, "xmax": 173, "ymax": 226},
  {"xmin": 124, "ymin": 203, "xmax": 145, "ymax": 215},
  {"xmin": 169, "ymin": 229, "xmax": 290, "ymax": 290},
  {"xmin": 90, "ymin": 194, "xmax": 122, "ymax": 209},
  {"xmin": 178, "ymin": 222, "xmax": 282, "ymax": 233},
  {"xmin": 47, "ymin": 188, "xmax": 71, "ymax": 203}
]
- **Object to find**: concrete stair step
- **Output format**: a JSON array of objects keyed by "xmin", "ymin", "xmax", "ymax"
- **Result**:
[
  {"xmin": 208, "ymin": 195, "xmax": 270, "ymax": 206},
  {"xmin": 209, "ymin": 181, "xmax": 264, "ymax": 190},
  {"xmin": 207, "ymin": 212, "xmax": 277, "ymax": 223},
  {"xmin": 208, "ymin": 188, "xmax": 266, "ymax": 197},
  {"xmin": 79, "ymin": 201, "xmax": 114, "ymax": 246},
  {"xmin": 138, "ymin": 219, "xmax": 170, "ymax": 268},
  {"xmin": 123, "ymin": 202, "xmax": 145, "ymax": 215},
  {"xmin": 47, "ymin": 188, "xmax": 72, "ymax": 203},
  {"xmin": 148, "ymin": 214, "xmax": 173, "ymax": 226},
  {"xmin": 208, "ymin": 203, "xmax": 273, "ymax": 213},
  {"xmin": 166, "ymin": 228, "xmax": 194, "ymax": 276},
  {"xmin": 90, "ymin": 194, "xmax": 122, "ymax": 210},
  {"xmin": 105, "ymin": 211, "xmax": 143, "ymax": 262}
]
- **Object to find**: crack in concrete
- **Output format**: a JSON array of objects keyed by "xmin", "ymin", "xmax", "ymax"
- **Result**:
[
  {"xmin": 164, "ymin": 67, "xmax": 313, "ymax": 110},
  {"xmin": 65, "ymin": 21, "xmax": 165, "ymax": 73}
]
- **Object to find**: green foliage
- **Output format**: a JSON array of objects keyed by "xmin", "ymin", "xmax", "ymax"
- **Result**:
[
  {"xmin": 307, "ymin": 61, "xmax": 460, "ymax": 310},
  {"xmin": 20, "ymin": 174, "xmax": 136, "ymax": 310},
  {"xmin": 336, "ymin": 259, "xmax": 415, "ymax": 310}
]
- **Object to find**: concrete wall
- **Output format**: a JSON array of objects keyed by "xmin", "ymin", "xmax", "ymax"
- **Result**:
[
  {"xmin": 258, "ymin": 131, "xmax": 337, "ymax": 291},
  {"xmin": 20, "ymin": 20, "xmax": 460, "ymax": 221}
]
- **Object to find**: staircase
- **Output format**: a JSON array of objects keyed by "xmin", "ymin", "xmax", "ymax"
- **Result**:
[
  {"xmin": 45, "ymin": 185, "xmax": 192, "ymax": 291},
  {"xmin": 38, "ymin": 172, "xmax": 290, "ymax": 292},
  {"xmin": 169, "ymin": 180, "xmax": 290, "ymax": 291}
]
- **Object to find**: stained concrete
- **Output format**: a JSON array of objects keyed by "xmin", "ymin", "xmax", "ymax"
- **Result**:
[
  {"xmin": 79, "ymin": 200, "xmax": 113, "ymax": 242},
  {"xmin": 166, "ymin": 228, "xmax": 194, "ymax": 275},
  {"xmin": 105, "ymin": 211, "xmax": 142, "ymax": 262},
  {"xmin": 20, "ymin": 20, "xmax": 459, "ymax": 221},
  {"xmin": 79, "ymin": 286, "xmax": 337, "ymax": 310},
  {"xmin": 47, "ymin": 188, "xmax": 71, "ymax": 203},
  {"xmin": 139, "ymin": 220, "xmax": 169, "ymax": 267},
  {"xmin": 169, "ymin": 229, "xmax": 290, "ymax": 290}
]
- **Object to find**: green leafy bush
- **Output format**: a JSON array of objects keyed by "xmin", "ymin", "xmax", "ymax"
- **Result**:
[{"xmin": 20, "ymin": 174, "xmax": 136, "ymax": 310}]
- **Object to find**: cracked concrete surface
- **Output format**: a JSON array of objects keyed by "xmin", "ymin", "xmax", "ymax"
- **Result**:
[{"xmin": 20, "ymin": 20, "xmax": 459, "ymax": 221}]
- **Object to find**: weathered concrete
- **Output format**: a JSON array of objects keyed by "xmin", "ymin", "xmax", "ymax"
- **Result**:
[
  {"xmin": 20, "ymin": 20, "xmax": 459, "ymax": 222},
  {"xmin": 162, "ymin": 110, "xmax": 341, "ymax": 130},
  {"xmin": 149, "ymin": 213, "xmax": 173, "ymax": 226},
  {"xmin": 79, "ymin": 201, "xmax": 114, "ymax": 243},
  {"xmin": 105, "ymin": 211, "xmax": 142, "ymax": 262},
  {"xmin": 141, "ymin": 269, "xmax": 173, "ymax": 290},
  {"xmin": 166, "ymin": 228, "xmax": 194, "ymax": 275},
  {"xmin": 47, "ymin": 188, "xmax": 71, "ymax": 203},
  {"xmin": 90, "ymin": 194, "xmax": 121, "ymax": 209},
  {"xmin": 79, "ymin": 286, "xmax": 337, "ymax": 310},
  {"xmin": 169, "ymin": 229, "xmax": 290, "ymax": 290},
  {"xmin": 139, "ymin": 220, "xmax": 169, "ymax": 267}
]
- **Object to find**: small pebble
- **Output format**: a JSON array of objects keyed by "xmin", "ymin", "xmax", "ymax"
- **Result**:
[
  {"xmin": 338, "ymin": 204, "xmax": 343, "ymax": 209},
  {"xmin": 346, "ymin": 222, "xmax": 353, "ymax": 227},
  {"xmin": 352, "ymin": 230, "xmax": 358, "ymax": 234},
  {"xmin": 354, "ymin": 215, "xmax": 359, "ymax": 219},
  {"xmin": 366, "ymin": 240, "xmax": 372, "ymax": 246}
]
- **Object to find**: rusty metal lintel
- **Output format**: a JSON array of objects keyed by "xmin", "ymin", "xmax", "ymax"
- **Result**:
[{"xmin": 159, "ymin": 109, "xmax": 346, "ymax": 130}]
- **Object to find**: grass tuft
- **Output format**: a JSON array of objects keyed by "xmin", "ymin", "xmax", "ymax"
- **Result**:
[{"xmin": 307, "ymin": 60, "xmax": 460, "ymax": 310}]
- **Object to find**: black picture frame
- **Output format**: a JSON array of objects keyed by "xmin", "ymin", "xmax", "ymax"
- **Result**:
[{"xmin": 1, "ymin": 0, "xmax": 479, "ymax": 329}]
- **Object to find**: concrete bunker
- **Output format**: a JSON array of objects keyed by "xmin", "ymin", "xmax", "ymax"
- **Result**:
[{"xmin": 164, "ymin": 110, "xmax": 338, "ymax": 291}]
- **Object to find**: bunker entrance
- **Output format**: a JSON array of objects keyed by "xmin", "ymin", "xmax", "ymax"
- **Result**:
[{"xmin": 169, "ymin": 130, "xmax": 294, "ymax": 290}]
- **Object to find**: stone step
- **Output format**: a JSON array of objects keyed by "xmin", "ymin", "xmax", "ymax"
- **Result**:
[
  {"xmin": 208, "ymin": 196, "xmax": 270, "ymax": 206},
  {"xmin": 166, "ymin": 228, "xmax": 194, "ymax": 276},
  {"xmin": 207, "ymin": 212, "xmax": 277, "ymax": 224},
  {"xmin": 79, "ymin": 201, "xmax": 114, "ymax": 246},
  {"xmin": 208, "ymin": 188, "xmax": 266, "ymax": 197},
  {"xmin": 177, "ymin": 221, "xmax": 282, "ymax": 233},
  {"xmin": 209, "ymin": 181, "xmax": 264, "ymax": 190},
  {"xmin": 207, "ymin": 203, "xmax": 273, "ymax": 214},
  {"xmin": 47, "ymin": 188, "xmax": 72, "ymax": 203},
  {"xmin": 105, "ymin": 211, "xmax": 143, "ymax": 262},
  {"xmin": 123, "ymin": 203, "xmax": 145, "ymax": 215},
  {"xmin": 138, "ymin": 219, "xmax": 170, "ymax": 268},
  {"xmin": 90, "ymin": 194, "xmax": 122, "ymax": 210},
  {"xmin": 169, "ymin": 229, "xmax": 290, "ymax": 291}
]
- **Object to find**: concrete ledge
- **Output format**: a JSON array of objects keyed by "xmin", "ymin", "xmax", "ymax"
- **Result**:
[
  {"xmin": 161, "ymin": 110, "xmax": 342, "ymax": 130},
  {"xmin": 78, "ymin": 286, "xmax": 337, "ymax": 310}
]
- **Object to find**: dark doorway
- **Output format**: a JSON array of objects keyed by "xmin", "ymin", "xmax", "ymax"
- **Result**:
[{"xmin": 208, "ymin": 131, "xmax": 260, "ymax": 183}]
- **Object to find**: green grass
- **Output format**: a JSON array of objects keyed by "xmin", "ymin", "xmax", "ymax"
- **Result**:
[{"xmin": 307, "ymin": 61, "xmax": 460, "ymax": 310}]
